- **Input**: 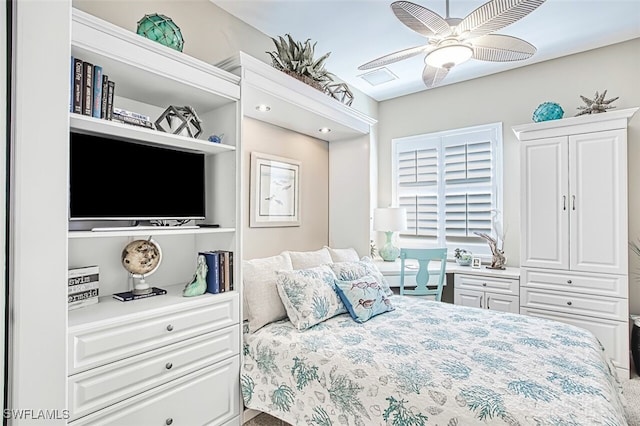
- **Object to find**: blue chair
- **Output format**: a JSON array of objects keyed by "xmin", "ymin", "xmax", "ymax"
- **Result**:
[{"xmin": 399, "ymin": 248, "xmax": 447, "ymax": 301}]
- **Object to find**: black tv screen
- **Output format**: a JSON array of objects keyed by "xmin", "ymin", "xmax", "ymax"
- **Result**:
[{"xmin": 70, "ymin": 132, "xmax": 205, "ymax": 220}]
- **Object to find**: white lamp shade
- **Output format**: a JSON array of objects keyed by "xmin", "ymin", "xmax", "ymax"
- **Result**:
[
  {"xmin": 424, "ymin": 44, "xmax": 473, "ymax": 69},
  {"xmin": 373, "ymin": 207, "xmax": 407, "ymax": 232}
]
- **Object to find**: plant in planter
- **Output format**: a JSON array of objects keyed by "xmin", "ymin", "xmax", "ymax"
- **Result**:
[
  {"xmin": 454, "ymin": 248, "xmax": 473, "ymax": 266},
  {"xmin": 266, "ymin": 34, "xmax": 355, "ymax": 106},
  {"xmin": 266, "ymin": 34, "xmax": 335, "ymax": 92}
]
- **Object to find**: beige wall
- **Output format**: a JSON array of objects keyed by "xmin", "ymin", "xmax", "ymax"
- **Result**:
[
  {"xmin": 377, "ymin": 38, "xmax": 640, "ymax": 312},
  {"xmin": 72, "ymin": 0, "xmax": 378, "ymax": 117},
  {"xmin": 242, "ymin": 118, "xmax": 329, "ymax": 259}
]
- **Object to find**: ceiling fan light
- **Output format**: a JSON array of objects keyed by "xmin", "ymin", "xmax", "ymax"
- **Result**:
[{"xmin": 425, "ymin": 44, "xmax": 473, "ymax": 69}]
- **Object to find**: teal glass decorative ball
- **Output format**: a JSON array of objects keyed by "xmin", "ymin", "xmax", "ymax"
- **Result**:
[
  {"xmin": 137, "ymin": 13, "xmax": 184, "ymax": 52},
  {"xmin": 532, "ymin": 102, "xmax": 564, "ymax": 122}
]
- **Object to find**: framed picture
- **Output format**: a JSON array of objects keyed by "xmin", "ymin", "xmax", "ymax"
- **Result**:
[
  {"xmin": 472, "ymin": 257, "xmax": 482, "ymax": 268},
  {"xmin": 250, "ymin": 152, "xmax": 300, "ymax": 227}
]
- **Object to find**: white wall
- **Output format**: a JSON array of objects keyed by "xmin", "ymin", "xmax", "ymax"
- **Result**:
[
  {"xmin": 377, "ymin": 38, "xmax": 640, "ymax": 313},
  {"xmin": 242, "ymin": 118, "xmax": 329, "ymax": 259}
]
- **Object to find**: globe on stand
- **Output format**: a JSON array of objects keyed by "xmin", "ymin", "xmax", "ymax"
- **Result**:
[{"xmin": 121, "ymin": 238, "xmax": 162, "ymax": 295}]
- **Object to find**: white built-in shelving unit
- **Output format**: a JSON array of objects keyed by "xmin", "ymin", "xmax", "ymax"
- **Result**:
[{"xmin": 65, "ymin": 9, "xmax": 243, "ymax": 425}]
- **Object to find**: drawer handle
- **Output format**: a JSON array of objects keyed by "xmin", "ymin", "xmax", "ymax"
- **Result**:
[
  {"xmin": 567, "ymin": 301, "xmax": 572, "ymax": 306},
  {"xmin": 567, "ymin": 280, "xmax": 572, "ymax": 284},
  {"xmin": 165, "ymin": 362, "xmax": 173, "ymax": 370},
  {"xmin": 482, "ymin": 283, "xmax": 487, "ymax": 287},
  {"xmin": 165, "ymin": 418, "xmax": 173, "ymax": 425},
  {"xmin": 166, "ymin": 324, "xmax": 174, "ymax": 332}
]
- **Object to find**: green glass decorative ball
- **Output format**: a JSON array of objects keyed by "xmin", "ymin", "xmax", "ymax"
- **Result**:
[
  {"xmin": 532, "ymin": 102, "xmax": 564, "ymax": 122},
  {"xmin": 136, "ymin": 13, "xmax": 184, "ymax": 52}
]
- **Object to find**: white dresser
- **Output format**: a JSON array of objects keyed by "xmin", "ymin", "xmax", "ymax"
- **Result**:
[
  {"xmin": 513, "ymin": 107, "xmax": 638, "ymax": 378},
  {"xmin": 67, "ymin": 285, "xmax": 241, "ymax": 425}
]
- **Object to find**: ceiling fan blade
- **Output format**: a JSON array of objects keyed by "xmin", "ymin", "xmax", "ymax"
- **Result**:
[
  {"xmin": 391, "ymin": 1, "xmax": 451, "ymax": 38},
  {"xmin": 358, "ymin": 45, "xmax": 431, "ymax": 70},
  {"xmin": 471, "ymin": 34, "xmax": 536, "ymax": 61},
  {"xmin": 422, "ymin": 64, "xmax": 449, "ymax": 88},
  {"xmin": 458, "ymin": 0, "xmax": 546, "ymax": 39}
]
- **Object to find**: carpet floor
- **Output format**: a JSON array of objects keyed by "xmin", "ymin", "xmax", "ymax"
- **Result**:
[{"xmin": 245, "ymin": 372, "xmax": 640, "ymax": 426}]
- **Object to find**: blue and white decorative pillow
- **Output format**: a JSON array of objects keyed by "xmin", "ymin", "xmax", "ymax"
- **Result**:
[
  {"xmin": 275, "ymin": 265, "xmax": 347, "ymax": 331},
  {"xmin": 334, "ymin": 275, "xmax": 394, "ymax": 323},
  {"xmin": 328, "ymin": 257, "xmax": 393, "ymax": 297}
]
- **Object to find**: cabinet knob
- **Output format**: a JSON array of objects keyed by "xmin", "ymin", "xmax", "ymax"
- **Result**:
[
  {"xmin": 166, "ymin": 324, "xmax": 174, "ymax": 332},
  {"xmin": 165, "ymin": 418, "xmax": 173, "ymax": 425},
  {"xmin": 165, "ymin": 362, "xmax": 173, "ymax": 370},
  {"xmin": 482, "ymin": 282, "xmax": 487, "ymax": 287},
  {"xmin": 567, "ymin": 280, "xmax": 572, "ymax": 284},
  {"xmin": 567, "ymin": 301, "xmax": 572, "ymax": 306}
]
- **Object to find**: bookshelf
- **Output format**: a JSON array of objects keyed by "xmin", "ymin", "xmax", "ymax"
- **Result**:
[{"xmin": 64, "ymin": 8, "xmax": 243, "ymax": 424}]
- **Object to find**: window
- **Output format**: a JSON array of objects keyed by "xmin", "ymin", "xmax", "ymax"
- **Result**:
[{"xmin": 392, "ymin": 123, "xmax": 503, "ymax": 256}]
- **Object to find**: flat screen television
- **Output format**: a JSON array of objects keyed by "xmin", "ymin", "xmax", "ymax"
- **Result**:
[{"xmin": 69, "ymin": 131, "xmax": 206, "ymax": 221}]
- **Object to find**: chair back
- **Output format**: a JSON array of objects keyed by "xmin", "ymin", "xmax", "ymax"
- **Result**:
[{"xmin": 399, "ymin": 248, "xmax": 447, "ymax": 301}]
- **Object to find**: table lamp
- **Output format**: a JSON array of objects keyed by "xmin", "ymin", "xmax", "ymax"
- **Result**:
[{"xmin": 373, "ymin": 207, "xmax": 407, "ymax": 261}]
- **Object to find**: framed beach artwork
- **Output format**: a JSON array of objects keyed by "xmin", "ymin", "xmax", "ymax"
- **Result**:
[{"xmin": 250, "ymin": 152, "xmax": 301, "ymax": 227}]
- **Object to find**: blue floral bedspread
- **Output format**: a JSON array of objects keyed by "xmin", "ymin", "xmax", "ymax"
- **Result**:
[{"xmin": 242, "ymin": 296, "xmax": 627, "ymax": 425}]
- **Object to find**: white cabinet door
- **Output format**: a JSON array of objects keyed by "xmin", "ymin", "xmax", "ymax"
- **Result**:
[
  {"xmin": 454, "ymin": 288, "xmax": 484, "ymax": 309},
  {"xmin": 569, "ymin": 129, "xmax": 627, "ymax": 274},
  {"xmin": 485, "ymin": 293, "xmax": 519, "ymax": 314},
  {"xmin": 520, "ymin": 137, "xmax": 569, "ymax": 270}
]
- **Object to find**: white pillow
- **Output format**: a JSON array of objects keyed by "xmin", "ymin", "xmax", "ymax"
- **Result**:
[
  {"xmin": 324, "ymin": 246, "xmax": 360, "ymax": 263},
  {"xmin": 242, "ymin": 252, "xmax": 293, "ymax": 333},
  {"xmin": 286, "ymin": 247, "xmax": 333, "ymax": 270}
]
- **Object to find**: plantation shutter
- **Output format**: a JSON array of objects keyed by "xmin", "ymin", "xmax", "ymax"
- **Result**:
[
  {"xmin": 443, "ymin": 139, "xmax": 494, "ymax": 240},
  {"xmin": 392, "ymin": 123, "xmax": 502, "ymax": 252}
]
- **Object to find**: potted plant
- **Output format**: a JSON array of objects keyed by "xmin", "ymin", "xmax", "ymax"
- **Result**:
[{"xmin": 454, "ymin": 248, "xmax": 473, "ymax": 266}]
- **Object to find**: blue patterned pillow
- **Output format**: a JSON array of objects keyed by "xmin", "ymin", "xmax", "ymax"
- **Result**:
[
  {"xmin": 275, "ymin": 265, "xmax": 347, "ymax": 331},
  {"xmin": 333, "ymin": 275, "xmax": 394, "ymax": 323},
  {"xmin": 328, "ymin": 258, "xmax": 393, "ymax": 297}
]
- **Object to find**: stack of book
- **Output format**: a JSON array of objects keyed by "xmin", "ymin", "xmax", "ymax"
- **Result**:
[
  {"xmin": 199, "ymin": 251, "xmax": 234, "ymax": 295},
  {"xmin": 68, "ymin": 265, "xmax": 100, "ymax": 310},
  {"xmin": 112, "ymin": 107, "xmax": 155, "ymax": 129},
  {"xmin": 70, "ymin": 56, "xmax": 115, "ymax": 120}
]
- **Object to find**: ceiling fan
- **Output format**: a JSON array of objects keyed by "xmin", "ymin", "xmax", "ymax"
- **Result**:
[{"xmin": 358, "ymin": 0, "xmax": 546, "ymax": 88}]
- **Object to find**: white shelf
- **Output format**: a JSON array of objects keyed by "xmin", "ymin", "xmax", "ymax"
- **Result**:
[
  {"xmin": 70, "ymin": 114, "xmax": 235, "ymax": 155},
  {"xmin": 72, "ymin": 9, "xmax": 239, "ymax": 114},
  {"xmin": 512, "ymin": 107, "xmax": 639, "ymax": 141},
  {"xmin": 68, "ymin": 227, "xmax": 236, "ymax": 239},
  {"xmin": 68, "ymin": 283, "xmax": 238, "ymax": 329},
  {"xmin": 217, "ymin": 52, "xmax": 377, "ymax": 142}
]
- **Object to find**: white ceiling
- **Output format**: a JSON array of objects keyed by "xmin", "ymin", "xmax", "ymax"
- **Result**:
[{"xmin": 211, "ymin": 0, "xmax": 640, "ymax": 102}]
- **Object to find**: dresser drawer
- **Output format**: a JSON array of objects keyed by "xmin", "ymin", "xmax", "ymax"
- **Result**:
[
  {"xmin": 521, "ymin": 268, "xmax": 627, "ymax": 298},
  {"xmin": 454, "ymin": 274, "xmax": 519, "ymax": 295},
  {"xmin": 521, "ymin": 307, "xmax": 629, "ymax": 374},
  {"xmin": 69, "ymin": 294, "xmax": 239, "ymax": 374},
  {"xmin": 520, "ymin": 287, "xmax": 627, "ymax": 321},
  {"xmin": 70, "ymin": 355, "xmax": 240, "ymax": 426},
  {"xmin": 69, "ymin": 326, "xmax": 240, "ymax": 420}
]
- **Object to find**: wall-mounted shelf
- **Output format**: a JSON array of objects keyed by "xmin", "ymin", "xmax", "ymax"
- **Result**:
[
  {"xmin": 70, "ymin": 114, "xmax": 235, "ymax": 155},
  {"xmin": 68, "ymin": 227, "xmax": 236, "ymax": 239},
  {"xmin": 216, "ymin": 52, "xmax": 377, "ymax": 142}
]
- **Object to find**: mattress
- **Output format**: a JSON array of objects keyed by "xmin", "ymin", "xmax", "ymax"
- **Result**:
[{"xmin": 242, "ymin": 296, "xmax": 627, "ymax": 425}]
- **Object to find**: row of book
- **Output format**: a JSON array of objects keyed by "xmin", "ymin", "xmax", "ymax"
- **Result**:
[
  {"xmin": 70, "ymin": 56, "xmax": 115, "ymax": 120},
  {"xmin": 68, "ymin": 265, "xmax": 100, "ymax": 310},
  {"xmin": 200, "ymin": 251, "xmax": 234, "ymax": 295}
]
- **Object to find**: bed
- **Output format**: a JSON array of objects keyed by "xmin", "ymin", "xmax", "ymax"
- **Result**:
[{"xmin": 242, "ymin": 296, "xmax": 627, "ymax": 425}]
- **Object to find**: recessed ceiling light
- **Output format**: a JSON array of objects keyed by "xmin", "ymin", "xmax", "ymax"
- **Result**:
[
  {"xmin": 319, "ymin": 127, "xmax": 331, "ymax": 134},
  {"xmin": 256, "ymin": 105, "xmax": 271, "ymax": 112}
]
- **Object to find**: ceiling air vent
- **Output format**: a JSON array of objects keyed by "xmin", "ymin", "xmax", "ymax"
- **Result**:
[{"xmin": 358, "ymin": 67, "xmax": 398, "ymax": 86}]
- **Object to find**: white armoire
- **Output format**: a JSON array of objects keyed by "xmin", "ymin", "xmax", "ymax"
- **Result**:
[{"xmin": 513, "ymin": 107, "xmax": 638, "ymax": 378}]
